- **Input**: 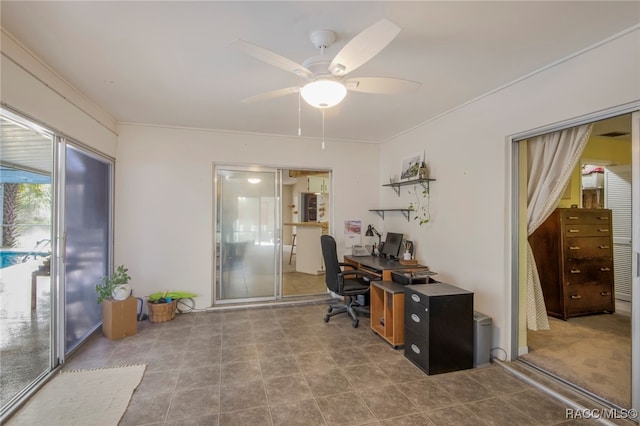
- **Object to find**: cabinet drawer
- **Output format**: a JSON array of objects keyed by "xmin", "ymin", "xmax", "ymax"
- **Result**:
[
  {"xmin": 404, "ymin": 292, "xmax": 429, "ymax": 334},
  {"xmin": 560, "ymin": 210, "xmax": 610, "ymax": 224},
  {"xmin": 563, "ymin": 224, "xmax": 610, "ymax": 238},
  {"xmin": 566, "ymin": 284, "xmax": 614, "ymax": 314},
  {"xmin": 564, "ymin": 259, "xmax": 613, "ymax": 285},
  {"xmin": 404, "ymin": 328, "xmax": 430, "ymax": 373},
  {"xmin": 563, "ymin": 237, "xmax": 612, "ymax": 259}
]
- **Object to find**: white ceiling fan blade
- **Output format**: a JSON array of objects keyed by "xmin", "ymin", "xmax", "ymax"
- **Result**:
[
  {"xmin": 232, "ymin": 39, "xmax": 312, "ymax": 78},
  {"xmin": 241, "ymin": 86, "xmax": 300, "ymax": 104},
  {"xmin": 344, "ymin": 77, "xmax": 421, "ymax": 94},
  {"xmin": 329, "ymin": 19, "xmax": 400, "ymax": 76}
]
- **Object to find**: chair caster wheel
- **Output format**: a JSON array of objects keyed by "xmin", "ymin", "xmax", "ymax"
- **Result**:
[
  {"xmin": 327, "ymin": 307, "xmax": 333, "ymax": 313},
  {"xmin": 352, "ymin": 319, "xmax": 359, "ymax": 328},
  {"xmin": 324, "ymin": 315, "xmax": 330, "ymax": 323}
]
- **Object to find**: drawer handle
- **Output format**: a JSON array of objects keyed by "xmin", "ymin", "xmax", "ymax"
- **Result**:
[
  {"xmin": 569, "ymin": 246, "xmax": 580, "ymax": 250},
  {"xmin": 570, "ymin": 294, "xmax": 582, "ymax": 299},
  {"xmin": 598, "ymin": 245, "xmax": 610, "ymax": 249},
  {"xmin": 600, "ymin": 291, "xmax": 610, "ymax": 296},
  {"xmin": 597, "ymin": 229, "xmax": 609, "ymax": 233},
  {"xmin": 411, "ymin": 313, "xmax": 421, "ymax": 323},
  {"xmin": 570, "ymin": 269, "xmax": 581, "ymax": 274},
  {"xmin": 567, "ymin": 216, "xmax": 579, "ymax": 220},
  {"xmin": 568, "ymin": 229, "xmax": 580, "ymax": 233},
  {"xmin": 600, "ymin": 267, "xmax": 611, "ymax": 272},
  {"xmin": 411, "ymin": 294, "xmax": 420, "ymax": 303},
  {"xmin": 597, "ymin": 216, "xmax": 609, "ymax": 220},
  {"xmin": 411, "ymin": 344, "xmax": 421, "ymax": 354}
]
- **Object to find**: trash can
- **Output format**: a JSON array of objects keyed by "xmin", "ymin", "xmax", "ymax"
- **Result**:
[{"xmin": 473, "ymin": 311, "xmax": 492, "ymax": 368}]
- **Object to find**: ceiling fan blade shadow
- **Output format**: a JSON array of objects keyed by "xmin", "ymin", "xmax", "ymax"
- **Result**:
[
  {"xmin": 232, "ymin": 39, "xmax": 312, "ymax": 78},
  {"xmin": 241, "ymin": 86, "xmax": 300, "ymax": 104},
  {"xmin": 345, "ymin": 77, "xmax": 421, "ymax": 94},
  {"xmin": 329, "ymin": 19, "xmax": 400, "ymax": 77}
]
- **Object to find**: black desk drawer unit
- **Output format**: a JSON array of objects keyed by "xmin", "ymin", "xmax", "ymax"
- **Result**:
[{"xmin": 404, "ymin": 283, "xmax": 474, "ymax": 375}]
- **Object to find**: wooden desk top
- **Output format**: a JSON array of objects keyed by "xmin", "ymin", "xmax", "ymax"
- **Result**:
[
  {"xmin": 344, "ymin": 255, "xmax": 427, "ymax": 272},
  {"xmin": 371, "ymin": 280, "xmax": 407, "ymax": 294}
]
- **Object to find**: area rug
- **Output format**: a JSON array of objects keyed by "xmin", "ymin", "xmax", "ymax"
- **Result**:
[{"xmin": 6, "ymin": 364, "xmax": 146, "ymax": 426}]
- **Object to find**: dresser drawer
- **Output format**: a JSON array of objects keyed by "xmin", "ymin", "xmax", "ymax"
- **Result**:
[
  {"xmin": 560, "ymin": 210, "xmax": 610, "ymax": 224},
  {"xmin": 563, "ymin": 237, "xmax": 612, "ymax": 259},
  {"xmin": 563, "ymin": 224, "xmax": 611, "ymax": 238},
  {"xmin": 564, "ymin": 259, "xmax": 613, "ymax": 285},
  {"xmin": 566, "ymin": 283, "xmax": 614, "ymax": 315}
]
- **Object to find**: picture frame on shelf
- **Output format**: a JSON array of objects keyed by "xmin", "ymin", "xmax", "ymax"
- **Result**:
[{"xmin": 400, "ymin": 153, "xmax": 423, "ymax": 180}]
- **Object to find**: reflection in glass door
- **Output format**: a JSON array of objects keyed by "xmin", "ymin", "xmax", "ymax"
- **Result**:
[
  {"xmin": 0, "ymin": 111, "xmax": 53, "ymax": 412},
  {"xmin": 215, "ymin": 167, "xmax": 280, "ymax": 303}
]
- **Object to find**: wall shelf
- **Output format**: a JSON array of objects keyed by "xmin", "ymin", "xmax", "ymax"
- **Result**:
[
  {"xmin": 383, "ymin": 178, "xmax": 436, "ymax": 196},
  {"xmin": 369, "ymin": 209, "xmax": 413, "ymax": 221}
]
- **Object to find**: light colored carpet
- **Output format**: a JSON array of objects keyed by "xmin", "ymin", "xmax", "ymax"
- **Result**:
[
  {"xmin": 523, "ymin": 313, "xmax": 630, "ymax": 408},
  {"xmin": 6, "ymin": 364, "xmax": 146, "ymax": 426}
]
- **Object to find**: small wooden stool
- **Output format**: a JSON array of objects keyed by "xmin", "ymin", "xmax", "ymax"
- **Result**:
[{"xmin": 288, "ymin": 233, "xmax": 296, "ymax": 265}]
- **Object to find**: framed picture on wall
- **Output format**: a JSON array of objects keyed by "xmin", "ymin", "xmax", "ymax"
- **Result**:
[{"xmin": 400, "ymin": 153, "xmax": 423, "ymax": 180}]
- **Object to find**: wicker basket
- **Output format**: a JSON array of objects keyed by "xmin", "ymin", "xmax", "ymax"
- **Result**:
[{"xmin": 147, "ymin": 299, "xmax": 177, "ymax": 323}]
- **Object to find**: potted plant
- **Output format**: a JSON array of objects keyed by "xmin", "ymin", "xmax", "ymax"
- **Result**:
[
  {"xmin": 96, "ymin": 265, "xmax": 136, "ymax": 340},
  {"xmin": 96, "ymin": 265, "xmax": 131, "ymax": 303}
]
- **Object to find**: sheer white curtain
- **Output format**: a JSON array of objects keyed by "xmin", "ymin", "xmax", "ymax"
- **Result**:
[{"xmin": 526, "ymin": 124, "xmax": 593, "ymax": 330}]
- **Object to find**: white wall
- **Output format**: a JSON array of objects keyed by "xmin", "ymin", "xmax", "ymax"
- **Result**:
[
  {"xmin": 378, "ymin": 28, "xmax": 640, "ymax": 358},
  {"xmin": 114, "ymin": 124, "xmax": 378, "ymax": 308},
  {"xmin": 0, "ymin": 30, "xmax": 118, "ymax": 156}
]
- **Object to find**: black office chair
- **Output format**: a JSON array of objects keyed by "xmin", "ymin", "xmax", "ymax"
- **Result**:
[{"xmin": 320, "ymin": 235, "xmax": 375, "ymax": 328}]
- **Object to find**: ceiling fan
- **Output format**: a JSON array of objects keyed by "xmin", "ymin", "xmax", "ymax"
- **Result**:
[{"xmin": 233, "ymin": 19, "xmax": 421, "ymax": 109}]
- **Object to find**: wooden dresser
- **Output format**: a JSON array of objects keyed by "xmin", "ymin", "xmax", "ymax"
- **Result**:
[{"xmin": 529, "ymin": 208, "xmax": 615, "ymax": 320}]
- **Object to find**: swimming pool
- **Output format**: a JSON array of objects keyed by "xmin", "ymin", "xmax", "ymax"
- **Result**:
[{"xmin": 0, "ymin": 251, "xmax": 48, "ymax": 269}]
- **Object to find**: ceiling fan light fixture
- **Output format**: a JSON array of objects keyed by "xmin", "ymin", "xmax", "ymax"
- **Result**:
[{"xmin": 300, "ymin": 79, "xmax": 347, "ymax": 109}]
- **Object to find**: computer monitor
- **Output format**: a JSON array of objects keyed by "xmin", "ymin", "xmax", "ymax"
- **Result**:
[{"xmin": 381, "ymin": 232, "xmax": 403, "ymax": 259}]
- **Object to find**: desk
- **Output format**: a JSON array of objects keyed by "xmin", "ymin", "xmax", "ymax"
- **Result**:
[
  {"xmin": 370, "ymin": 281, "xmax": 406, "ymax": 348},
  {"xmin": 343, "ymin": 255, "xmax": 428, "ymax": 281}
]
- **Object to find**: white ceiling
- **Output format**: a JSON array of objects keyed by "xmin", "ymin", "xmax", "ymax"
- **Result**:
[{"xmin": 1, "ymin": 1, "xmax": 639, "ymax": 143}]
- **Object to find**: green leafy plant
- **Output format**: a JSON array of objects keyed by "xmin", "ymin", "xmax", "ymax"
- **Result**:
[
  {"xmin": 408, "ymin": 184, "xmax": 431, "ymax": 226},
  {"xmin": 96, "ymin": 265, "xmax": 131, "ymax": 304}
]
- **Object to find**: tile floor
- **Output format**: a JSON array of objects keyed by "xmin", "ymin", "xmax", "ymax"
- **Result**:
[{"xmin": 64, "ymin": 302, "xmax": 591, "ymax": 426}]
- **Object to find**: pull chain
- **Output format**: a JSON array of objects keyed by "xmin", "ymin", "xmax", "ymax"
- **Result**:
[
  {"xmin": 321, "ymin": 109, "xmax": 325, "ymax": 150},
  {"xmin": 297, "ymin": 92, "xmax": 302, "ymax": 136}
]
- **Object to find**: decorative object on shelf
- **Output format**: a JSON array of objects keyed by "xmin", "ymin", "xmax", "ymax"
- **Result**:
[
  {"xmin": 96, "ymin": 265, "xmax": 132, "ymax": 304},
  {"xmin": 400, "ymin": 152, "xmax": 423, "ymax": 180},
  {"xmin": 408, "ymin": 184, "xmax": 430, "ymax": 225},
  {"xmin": 403, "ymin": 241, "xmax": 413, "ymax": 260},
  {"xmin": 418, "ymin": 161, "xmax": 428, "ymax": 179}
]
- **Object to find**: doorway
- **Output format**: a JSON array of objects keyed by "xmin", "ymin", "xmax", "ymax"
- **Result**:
[
  {"xmin": 282, "ymin": 169, "xmax": 330, "ymax": 297},
  {"xmin": 514, "ymin": 111, "xmax": 638, "ymax": 410}
]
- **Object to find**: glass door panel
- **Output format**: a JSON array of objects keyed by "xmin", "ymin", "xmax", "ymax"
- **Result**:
[
  {"xmin": 63, "ymin": 144, "xmax": 111, "ymax": 353},
  {"xmin": 215, "ymin": 167, "xmax": 279, "ymax": 302},
  {"xmin": 0, "ymin": 111, "xmax": 54, "ymax": 411}
]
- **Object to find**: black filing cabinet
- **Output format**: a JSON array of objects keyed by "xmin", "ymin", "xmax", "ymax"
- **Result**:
[{"xmin": 404, "ymin": 283, "xmax": 474, "ymax": 375}]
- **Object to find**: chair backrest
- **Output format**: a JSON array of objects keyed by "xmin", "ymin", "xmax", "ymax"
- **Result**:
[{"xmin": 320, "ymin": 235, "xmax": 342, "ymax": 294}]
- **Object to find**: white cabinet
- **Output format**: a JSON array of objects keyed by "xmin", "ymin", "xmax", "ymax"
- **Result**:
[{"xmin": 307, "ymin": 176, "xmax": 328, "ymax": 193}]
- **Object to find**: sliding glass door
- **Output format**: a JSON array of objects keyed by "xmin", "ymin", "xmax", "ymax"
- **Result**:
[
  {"xmin": 0, "ymin": 108, "xmax": 113, "ymax": 418},
  {"xmin": 0, "ymin": 111, "xmax": 54, "ymax": 411},
  {"xmin": 63, "ymin": 144, "xmax": 112, "ymax": 353},
  {"xmin": 214, "ymin": 166, "xmax": 280, "ymax": 303}
]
